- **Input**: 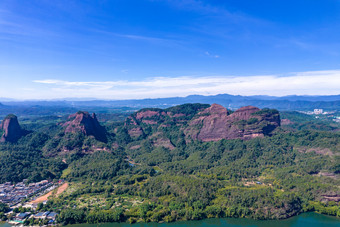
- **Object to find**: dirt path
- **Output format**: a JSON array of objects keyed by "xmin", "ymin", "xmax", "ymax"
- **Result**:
[
  {"xmin": 30, "ymin": 191, "xmax": 53, "ymax": 204},
  {"xmin": 30, "ymin": 182, "xmax": 68, "ymax": 204},
  {"xmin": 56, "ymin": 182, "xmax": 68, "ymax": 197}
]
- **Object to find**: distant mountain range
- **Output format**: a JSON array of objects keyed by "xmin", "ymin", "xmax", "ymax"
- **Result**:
[{"xmin": 1, "ymin": 94, "xmax": 340, "ymax": 112}]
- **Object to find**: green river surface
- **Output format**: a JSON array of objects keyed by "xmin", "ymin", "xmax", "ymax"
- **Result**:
[{"xmin": 1, "ymin": 213, "xmax": 340, "ymax": 227}]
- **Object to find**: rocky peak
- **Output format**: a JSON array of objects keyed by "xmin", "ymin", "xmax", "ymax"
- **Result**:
[
  {"xmin": 63, "ymin": 111, "xmax": 107, "ymax": 142},
  {"xmin": 200, "ymin": 103, "xmax": 229, "ymax": 115},
  {"xmin": 0, "ymin": 114, "xmax": 27, "ymax": 143},
  {"xmin": 187, "ymin": 105, "xmax": 280, "ymax": 142}
]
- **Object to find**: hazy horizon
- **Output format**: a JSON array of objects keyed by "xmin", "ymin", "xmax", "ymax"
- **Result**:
[{"xmin": 1, "ymin": 92, "xmax": 340, "ymax": 103}]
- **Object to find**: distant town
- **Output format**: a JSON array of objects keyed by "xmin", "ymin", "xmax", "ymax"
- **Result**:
[
  {"xmin": 298, "ymin": 109, "xmax": 340, "ymax": 122},
  {"xmin": 0, "ymin": 180, "xmax": 52, "ymax": 206},
  {"xmin": 0, "ymin": 180, "xmax": 62, "ymax": 225}
]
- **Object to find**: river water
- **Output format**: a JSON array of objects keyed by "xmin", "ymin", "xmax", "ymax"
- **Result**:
[{"xmin": 1, "ymin": 213, "xmax": 339, "ymax": 227}]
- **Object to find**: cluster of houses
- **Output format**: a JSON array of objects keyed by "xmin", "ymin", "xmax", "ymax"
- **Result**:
[
  {"xmin": 0, "ymin": 179, "xmax": 62, "ymax": 225},
  {"xmin": 11, "ymin": 211, "xmax": 58, "ymax": 225},
  {"xmin": 298, "ymin": 109, "xmax": 340, "ymax": 122},
  {"xmin": 0, "ymin": 180, "xmax": 52, "ymax": 206}
]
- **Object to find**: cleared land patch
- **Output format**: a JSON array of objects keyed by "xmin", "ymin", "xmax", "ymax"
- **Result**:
[{"xmin": 30, "ymin": 182, "xmax": 68, "ymax": 204}]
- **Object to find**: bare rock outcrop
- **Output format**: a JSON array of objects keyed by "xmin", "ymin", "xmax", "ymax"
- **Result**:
[
  {"xmin": 0, "ymin": 114, "xmax": 28, "ymax": 143},
  {"xmin": 125, "ymin": 116, "xmax": 144, "ymax": 138},
  {"xmin": 63, "ymin": 111, "xmax": 107, "ymax": 142},
  {"xmin": 281, "ymin": 119, "xmax": 293, "ymax": 125},
  {"xmin": 188, "ymin": 104, "xmax": 231, "ymax": 141},
  {"xmin": 125, "ymin": 109, "xmax": 165, "ymax": 138},
  {"xmin": 124, "ymin": 103, "xmax": 280, "ymax": 143},
  {"xmin": 187, "ymin": 104, "xmax": 280, "ymax": 142}
]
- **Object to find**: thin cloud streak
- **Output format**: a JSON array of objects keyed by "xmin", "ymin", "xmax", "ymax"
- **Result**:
[
  {"xmin": 162, "ymin": 0, "xmax": 267, "ymax": 25},
  {"xmin": 89, "ymin": 29, "xmax": 182, "ymax": 45},
  {"xmin": 32, "ymin": 70, "xmax": 340, "ymax": 100}
]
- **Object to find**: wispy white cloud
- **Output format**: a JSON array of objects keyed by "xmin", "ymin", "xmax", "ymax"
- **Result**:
[
  {"xmin": 204, "ymin": 51, "xmax": 219, "ymax": 58},
  {"xmin": 32, "ymin": 70, "xmax": 340, "ymax": 100},
  {"xmin": 160, "ymin": 0, "xmax": 270, "ymax": 27},
  {"xmin": 0, "ymin": 7, "xmax": 59, "ymax": 39},
  {"xmin": 115, "ymin": 33, "xmax": 169, "ymax": 43}
]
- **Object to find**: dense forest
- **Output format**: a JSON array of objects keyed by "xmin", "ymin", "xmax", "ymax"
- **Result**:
[{"xmin": 0, "ymin": 104, "xmax": 339, "ymax": 224}]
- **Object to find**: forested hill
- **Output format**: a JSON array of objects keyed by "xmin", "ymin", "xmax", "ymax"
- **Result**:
[
  {"xmin": 124, "ymin": 104, "xmax": 280, "ymax": 143},
  {"xmin": 0, "ymin": 103, "xmax": 339, "ymax": 223}
]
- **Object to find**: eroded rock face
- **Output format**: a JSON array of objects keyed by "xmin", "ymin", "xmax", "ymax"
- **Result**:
[
  {"xmin": 281, "ymin": 119, "xmax": 293, "ymax": 125},
  {"xmin": 124, "ymin": 103, "xmax": 280, "ymax": 144},
  {"xmin": 136, "ymin": 110, "xmax": 161, "ymax": 120},
  {"xmin": 128, "ymin": 127, "xmax": 144, "ymax": 138},
  {"xmin": 0, "ymin": 114, "xmax": 27, "ymax": 143},
  {"xmin": 228, "ymin": 106, "xmax": 260, "ymax": 121},
  {"xmin": 125, "ymin": 109, "xmax": 164, "ymax": 138},
  {"xmin": 63, "ymin": 111, "xmax": 107, "ymax": 142},
  {"xmin": 187, "ymin": 104, "xmax": 280, "ymax": 142},
  {"xmin": 125, "ymin": 116, "xmax": 144, "ymax": 138},
  {"xmin": 189, "ymin": 104, "xmax": 231, "ymax": 141}
]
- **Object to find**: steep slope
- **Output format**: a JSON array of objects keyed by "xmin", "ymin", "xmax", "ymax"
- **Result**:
[
  {"xmin": 186, "ymin": 104, "xmax": 280, "ymax": 141},
  {"xmin": 0, "ymin": 114, "xmax": 28, "ymax": 142},
  {"xmin": 124, "ymin": 103, "xmax": 209, "ymax": 149},
  {"xmin": 41, "ymin": 111, "xmax": 108, "ymax": 156},
  {"xmin": 63, "ymin": 111, "xmax": 107, "ymax": 142},
  {"xmin": 124, "ymin": 103, "xmax": 280, "ymax": 144}
]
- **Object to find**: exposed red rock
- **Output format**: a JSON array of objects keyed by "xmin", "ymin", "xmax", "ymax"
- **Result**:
[
  {"xmin": 186, "ymin": 104, "xmax": 280, "ymax": 142},
  {"xmin": 189, "ymin": 104, "xmax": 231, "ymax": 141},
  {"xmin": 167, "ymin": 113, "xmax": 186, "ymax": 118},
  {"xmin": 322, "ymin": 194, "xmax": 340, "ymax": 202},
  {"xmin": 152, "ymin": 137, "xmax": 175, "ymax": 150},
  {"xmin": 281, "ymin": 119, "xmax": 293, "ymax": 125},
  {"xmin": 142, "ymin": 120, "xmax": 158, "ymax": 124},
  {"xmin": 125, "ymin": 116, "xmax": 144, "ymax": 138},
  {"xmin": 125, "ymin": 103, "xmax": 280, "ymax": 144},
  {"xmin": 129, "ymin": 145, "xmax": 141, "ymax": 150},
  {"xmin": 201, "ymin": 103, "xmax": 229, "ymax": 115},
  {"xmin": 128, "ymin": 127, "xmax": 144, "ymax": 138},
  {"xmin": 0, "ymin": 114, "xmax": 27, "ymax": 143},
  {"xmin": 228, "ymin": 106, "xmax": 260, "ymax": 121},
  {"xmin": 63, "ymin": 111, "xmax": 107, "ymax": 142},
  {"xmin": 125, "ymin": 116, "xmax": 139, "ymax": 127},
  {"xmin": 125, "ymin": 109, "xmax": 164, "ymax": 138},
  {"xmin": 136, "ymin": 110, "xmax": 160, "ymax": 120}
]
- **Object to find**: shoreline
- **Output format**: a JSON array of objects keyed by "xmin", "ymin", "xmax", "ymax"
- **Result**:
[{"xmin": 3, "ymin": 211, "xmax": 340, "ymax": 226}]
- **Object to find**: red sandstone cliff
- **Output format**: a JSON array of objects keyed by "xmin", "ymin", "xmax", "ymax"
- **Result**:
[
  {"xmin": 125, "ymin": 104, "xmax": 280, "ymax": 143},
  {"xmin": 63, "ymin": 111, "xmax": 107, "ymax": 142},
  {"xmin": 0, "ymin": 114, "xmax": 27, "ymax": 143},
  {"xmin": 186, "ymin": 104, "xmax": 280, "ymax": 141}
]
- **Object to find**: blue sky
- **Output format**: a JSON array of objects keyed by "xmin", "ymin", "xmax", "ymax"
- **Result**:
[{"xmin": 0, "ymin": 0, "xmax": 340, "ymax": 100}]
